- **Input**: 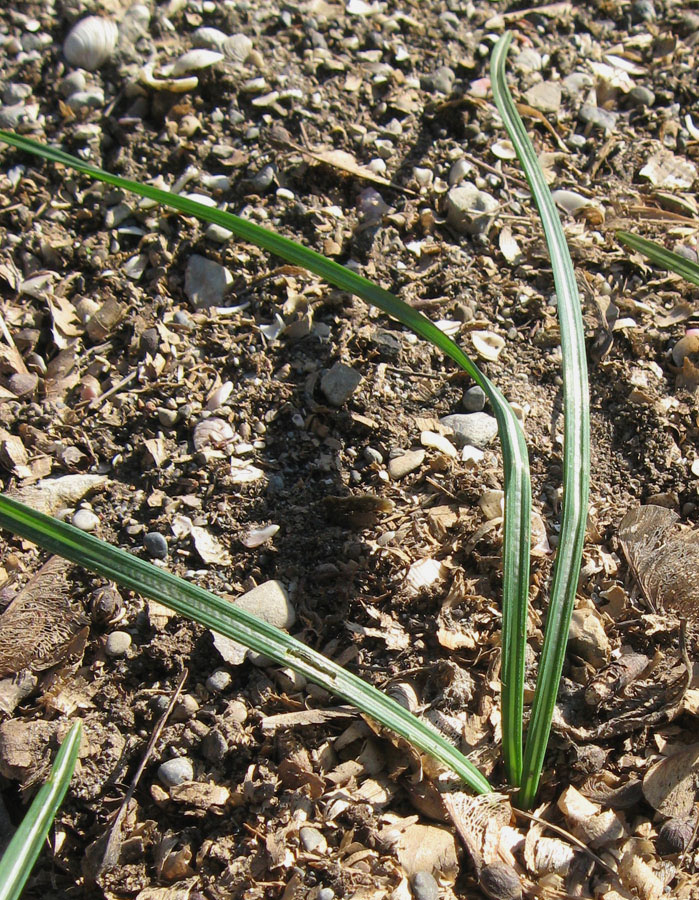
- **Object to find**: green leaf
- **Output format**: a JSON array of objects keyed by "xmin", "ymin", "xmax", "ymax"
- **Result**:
[
  {"xmin": 491, "ymin": 32, "xmax": 590, "ymax": 808},
  {"xmin": 0, "ymin": 494, "xmax": 491, "ymax": 795},
  {"xmin": 0, "ymin": 721, "xmax": 82, "ymax": 900},
  {"xmin": 0, "ymin": 127, "xmax": 533, "ymax": 790},
  {"xmin": 616, "ymin": 230, "xmax": 699, "ymax": 287}
]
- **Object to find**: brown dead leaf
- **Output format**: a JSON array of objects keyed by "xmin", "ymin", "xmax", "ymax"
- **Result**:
[
  {"xmin": 0, "ymin": 555, "xmax": 87, "ymax": 677},
  {"xmin": 642, "ymin": 742, "xmax": 699, "ymax": 816}
]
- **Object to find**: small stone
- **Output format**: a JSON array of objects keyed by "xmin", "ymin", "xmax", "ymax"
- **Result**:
[
  {"xmin": 299, "ymin": 826, "xmax": 327, "ymax": 853},
  {"xmin": 3, "ymin": 83, "xmax": 31, "ymax": 105},
  {"xmin": 628, "ymin": 86, "xmax": 655, "ymax": 109},
  {"xmin": 370, "ymin": 329, "xmax": 401, "ymax": 360},
  {"xmin": 411, "ymin": 871, "xmax": 439, "ymax": 900},
  {"xmin": 320, "ymin": 362, "xmax": 362, "ymax": 406},
  {"xmin": 227, "ymin": 700, "xmax": 248, "ymax": 724},
  {"xmin": 440, "ymin": 413, "xmax": 497, "ymax": 449},
  {"xmin": 317, "ymin": 891, "xmax": 334, "ymax": 900},
  {"xmin": 364, "ymin": 447, "xmax": 383, "ymax": 465},
  {"xmin": 206, "ymin": 669, "xmax": 232, "ymax": 692},
  {"xmin": 449, "ymin": 158, "xmax": 473, "ymax": 186},
  {"xmin": 158, "ymin": 757, "xmax": 194, "ymax": 788},
  {"xmin": 579, "ymin": 104, "xmax": 618, "ymax": 133},
  {"xmin": 172, "ymin": 694, "xmax": 199, "ymax": 722},
  {"xmin": 632, "ymin": 0, "xmax": 656, "ymax": 22},
  {"xmin": 422, "ymin": 65, "xmax": 454, "ymax": 94},
  {"xmin": 462, "ymin": 385, "xmax": 486, "ymax": 412},
  {"xmin": 185, "ymin": 255, "xmax": 233, "ymax": 309},
  {"xmin": 173, "ymin": 310, "xmax": 195, "ymax": 331},
  {"xmin": 248, "ymin": 164, "xmax": 275, "ymax": 193},
  {"xmin": 105, "ymin": 631, "xmax": 132, "ymax": 658},
  {"xmin": 479, "ymin": 862, "xmax": 522, "ymax": 900},
  {"xmin": 388, "ymin": 449, "xmax": 425, "ymax": 480},
  {"xmin": 223, "ymin": 33, "xmax": 253, "ymax": 63},
  {"xmin": 157, "ymin": 407, "xmax": 178, "ymax": 428},
  {"xmin": 562, "ymin": 72, "xmax": 593, "ymax": 98},
  {"xmin": 513, "ymin": 48, "xmax": 541, "ymax": 73},
  {"xmin": 8, "ymin": 372, "xmax": 38, "ymax": 397},
  {"xmin": 568, "ymin": 609, "xmax": 610, "ymax": 669},
  {"xmin": 144, "ymin": 532, "xmax": 168, "ymax": 560},
  {"xmin": 523, "ymin": 81, "xmax": 561, "ymax": 114},
  {"xmin": 72, "ymin": 508, "xmax": 99, "ymax": 532},
  {"xmin": 447, "ymin": 183, "xmax": 499, "ymax": 235},
  {"xmin": 214, "ymin": 581, "xmax": 296, "ymax": 667}
]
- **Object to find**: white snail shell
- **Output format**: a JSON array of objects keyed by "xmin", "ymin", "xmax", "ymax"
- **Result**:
[{"xmin": 63, "ymin": 16, "xmax": 119, "ymax": 71}]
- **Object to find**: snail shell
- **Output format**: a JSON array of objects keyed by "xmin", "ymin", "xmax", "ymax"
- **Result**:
[{"xmin": 63, "ymin": 16, "xmax": 118, "ymax": 71}]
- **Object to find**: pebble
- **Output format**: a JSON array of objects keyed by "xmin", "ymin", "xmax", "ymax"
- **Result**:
[
  {"xmin": 173, "ymin": 310, "xmax": 195, "ymax": 331},
  {"xmin": 157, "ymin": 757, "xmax": 194, "ymax": 788},
  {"xmin": 462, "ymin": 385, "xmax": 486, "ymax": 412},
  {"xmin": 447, "ymin": 183, "xmax": 498, "ymax": 235},
  {"xmin": 248, "ymin": 164, "xmax": 275, "ymax": 193},
  {"xmin": 568, "ymin": 609, "xmax": 610, "ymax": 668},
  {"xmin": 579, "ymin": 104, "xmax": 618, "ymax": 133},
  {"xmin": 320, "ymin": 362, "xmax": 362, "ymax": 406},
  {"xmin": 524, "ymin": 81, "xmax": 561, "ymax": 114},
  {"xmin": 3, "ymin": 83, "xmax": 31, "ymax": 105},
  {"xmin": 364, "ymin": 446, "xmax": 383, "ymax": 465},
  {"xmin": 562, "ymin": 72, "xmax": 593, "ymax": 98},
  {"xmin": 370, "ymin": 329, "xmax": 401, "ymax": 360},
  {"xmin": 72, "ymin": 508, "xmax": 99, "ymax": 532},
  {"xmin": 59, "ymin": 71, "xmax": 86, "ymax": 97},
  {"xmin": 105, "ymin": 631, "xmax": 132, "ymax": 658},
  {"xmin": 388, "ymin": 449, "xmax": 425, "ymax": 480},
  {"xmin": 172, "ymin": 694, "xmax": 199, "ymax": 722},
  {"xmin": 513, "ymin": 48, "xmax": 542, "ymax": 73},
  {"xmin": 185, "ymin": 255, "xmax": 233, "ymax": 309},
  {"xmin": 224, "ymin": 33, "xmax": 253, "ymax": 63},
  {"xmin": 213, "ymin": 581, "xmax": 296, "ymax": 667},
  {"xmin": 317, "ymin": 890, "xmax": 334, "ymax": 900},
  {"xmin": 440, "ymin": 413, "xmax": 498, "ymax": 449},
  {"xmin": 144, "ymin": 532, "xmax": 168, "ymax": 560},
  {"xmin": 632, "ymin": 0, "xmax": 656, "ymax": 21},
  {"xmin": 448, "ymin": 158, "xmax": 473, "ymax": 186},
  {"xmin": 157, "ymin": 407, "xmax": 178, "ymax": 428},
  {"xmin": 411, "ymin": 871, "xmax": 439, "ymax": 900},
  {"xmin": 206, "ymin": 669, "xmax": 232, "ymax": 692},
  {"xmin": 422, "ymin": 65, "xmax": 455, "ymax": 94},
  {"xmin": 628, "ymin": 86, "xmax": 655, "ymax": 109},
  {"xmin": 299, "ymin": 826, "xmax": 327, "ymax": 853}
]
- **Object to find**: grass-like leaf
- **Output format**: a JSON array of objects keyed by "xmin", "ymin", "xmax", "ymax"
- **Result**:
[
  {"xmin": 0, "ymin": 494, "xmax": 491, "ymax": 795},
  {"xmin": 0, "ymin": 721, "xmax": 81, "ymax": 900},
  {"xmin": 491, "ymin": 32, "xmax": 590, "ymax": 808},
  {"xmin": 0, "ymin": 128, "xmax": 532, "ymax": 789},
  {"xmin": 617, "ymin": 230, "xmax": 699, "ymax": 287}
]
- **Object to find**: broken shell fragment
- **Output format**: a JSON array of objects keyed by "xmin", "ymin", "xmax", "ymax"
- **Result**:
[
  {"xmin": 192, "ymin": 417, "xmax": 235, "ymax": 452},
  {"xmin": 140, "ymin": 63, "xmax": 199, "ymax": 93},
  {"xmin": 63, "ymin": 16, "xmax": 118, "ymax": 71},
  {"xmin": 671, "ymin": 331, "xmax": 699, "ymax": 367},
  {"xmin": 405, "ymin": 558, "xmax": 446, "ymax": 592},
  {"xmin": 479, "ymin": 490, "xmax": 504, "ymax": 521},
  {"xmin": 241, "ymin": 524, "xmax": 279, "ymax": 548},
  {"xmin": 479, "ymin": 862, "xmax": 522, "ymax": 900},
  {"xmin": 472, "ymin": 330, "xmax": 505, "ymax": 362},
  {"xmin": 167, "ymin": 49, "xmax": 224, "ymax": 77}
]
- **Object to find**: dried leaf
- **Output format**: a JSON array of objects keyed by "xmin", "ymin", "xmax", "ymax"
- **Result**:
[
  {"xmin": 642, "ymin": 742, "xmax": 699, "ymax": 816},
  {"xmin": 639, "ymin": 149, "xmax": 697, "ymax": 190},
  {"xmin": 9, "ymin": 474, "xmax": 107, "ymax": 516},
  {"xmin": 190, "ymin": 526, "xmax": 232, "ymax": 566}
]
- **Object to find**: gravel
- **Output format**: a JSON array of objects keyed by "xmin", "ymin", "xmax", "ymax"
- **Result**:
[
  {"xmin": 144, "ymin": 531, "xmax": 168, "ymax": 560},
  {"xmin": 440, "ymin": 413, "xmax": 498, "ymax": 448},
  {"xmin": 105, "ymin": 631, "xmax": 132, "ymax": 658},
  {"xmin": 157, "ymin": 757, "xmax": 194, "ymax": 787}
]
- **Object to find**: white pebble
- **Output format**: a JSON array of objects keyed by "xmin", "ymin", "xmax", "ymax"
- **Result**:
[{"xmin": 72, "ymin": 508, "xmax": 99, "ymax": 531}]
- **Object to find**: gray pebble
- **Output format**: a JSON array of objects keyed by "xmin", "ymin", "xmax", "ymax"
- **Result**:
[
  {"xmin": 105, "ymin": 631, "xmax": 132, "ymax": 658},
  {"xmin": 214, "ymin": 581, "xmax": 295, "ymax": 667},
  {"xmin": 462, "ymin": 385, "xmax": 486, "ymax": 412},
  {"xmin": 447, "ymin": 183, "xmax": 498, "ymax": 235},
  {"xmin": 157, "ymin": 407, "xmax": 178, "ymax": 429},
  {"xmin": 157, "ymin": 757, "xmax": 194, "ymax": 787},
  {"xmin": 185, "ymin": 255, "xmax": 232, "ymax": 309},
  {"xmin": 247, "ymin": 164, "xmax": 275, "ymax": 193},
  {"xmin": 59, "ymin": 70, "xmax": 86, "ymax": 97},
  {"xmin": 173, "ymin": 309, "xmax": 195, "ymax": 331},
  {"xmin": 440, "ymin": 412, "xmax": 498, "ymax": 449},
  {"xmin": 206, "ymin": 669, "xmax": 232, "ymax": 692},
  {"xmin": 72, "ymin": 508, "xmax": 99, "ymax": 532},
  {"xmin": 513, "ymin": 48, "xmax": 541, "ymax": 73},
  {"xmin": 224, "ymin": 33, "xmax": 253, "ymax": 63},
  {"xmin": 388, "ymin": 449, "xmax": 425, "ymax": 480},
  {"xmin": 628, "ymin": 86, "xmax": 655, "ymax": 109},
  {"xmin": 567, "ymin": 134, "xmax": 587, "ymax": 150},
  {"xmin": 579, "ymin": 104, "xmax": 618, "ymax": 133},
  {"xmin": 299, "ymin": 826, "xmax": 327, "ymax": 853},
  {"xmin": 65, "ymin": 89, "xmax": 105, "ymax": 111},
  {"xmin": 562, "ymin": 72, "xmax": 593, "ymax": 98},
  {"xmin": 632, "ymin": 0, "xmax": 656, "ymax": 21},
  {"xmin": 448, "ymin": 158, "xmax": 473, "ymax": 186},
  {"xmin": 422, "ymin": 65, "xmax": 455, "ymax": 94},
  {"xmin": 411, "ymin": 871, "xmax": 439, "ymax": 900},
  {"xmin": 0, "ymin": 104, "xmax": 28, "ymax": 129},
  {"xmin": 3, "ymin": 83, "xmax": 31, "ymax": 105},
  {"xmin": 321, "ymin": 362, "xmax": 362, "ymax": 406},
  {"xmin": 317, "ymin": 890, "xmax": 335, "ymax": 900},
  {"xmin": 144, "ymin": 531, "xmax": 168, "ymax": 560},
  {"xmin": 524, "ymin": 81, "xmax": 561, "ymax": 114},
  {"xmin": 364, "ymin": 446, "xmax": 383, "ymax": 465},
  {"xmin": 370, "ymin": 329, "xmax": 401, "ymax": 360}
]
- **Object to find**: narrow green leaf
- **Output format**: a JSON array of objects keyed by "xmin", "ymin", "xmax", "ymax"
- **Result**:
[
  {"xmin": 0, "ymin": 128, "xmax": 532, "ymax": 789},
  {"xmin": 0, "ymin": 721, "xmax": 81, "ymax": 900},
  {"xmin": 0, "ymin": 494, "xmax": 491, "ymax": 795},
  {"xmin": 491, "ymin": 33, "xmax": 590, "ymax": 808},
  {"xmin": 617, "ymin": 230, "xmax": 699, "ymax": 287}
]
